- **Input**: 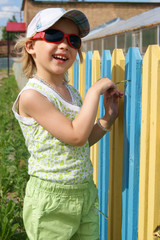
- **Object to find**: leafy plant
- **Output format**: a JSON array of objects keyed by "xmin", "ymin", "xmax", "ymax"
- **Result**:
[
  {"xmin": 0, "ymin": 72, "xmax": 29, "ymax": 239},
  {"xmin": 0, "ymin": 198, "xmax": 20, "ymax": 240}
]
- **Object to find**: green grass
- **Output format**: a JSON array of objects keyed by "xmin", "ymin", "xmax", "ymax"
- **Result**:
[{"xmin": 0, "ymin": 72, "xmax": 29, "ymax": 240}]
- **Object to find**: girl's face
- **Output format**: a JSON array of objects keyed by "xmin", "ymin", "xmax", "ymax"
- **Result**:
[{"xmin": 28, "ymin": 18, "xmax": 79, "ymax": 80}]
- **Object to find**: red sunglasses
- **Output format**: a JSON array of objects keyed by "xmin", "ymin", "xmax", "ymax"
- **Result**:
[{"xmin": 31, "ymin": 29, "xmax": 81, "ymax": 50}]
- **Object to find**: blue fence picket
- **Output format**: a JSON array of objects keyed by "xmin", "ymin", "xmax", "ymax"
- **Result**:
[
  {"xmin": 98, "ymin": 50, "xmax": 111, "ymax": 240},
  {"xmin": 73, "ymin": 54, "xmax": 79, "ymax": 90},
  {"xmin": 122, "ymin": 47, "xmax": 142, "ymax": 240},
  {"xmin": 121, "ymin": 47, "xmax": 132, "ymax": 240},
  {"xmin": 85, "ymin": 51, "xmax": 93, "ymax": 95}
]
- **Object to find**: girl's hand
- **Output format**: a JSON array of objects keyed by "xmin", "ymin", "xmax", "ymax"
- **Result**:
[
  {"xmin": 88, "ymin": 87, "xmax": 123, "ymax": 147},
  {"xmin": 93, "ymin": 77, "xmax": 117, "ymax": 96},
  {"xmin": 102, "ymin": 89, "xmax": 124, "ymax": 129}
]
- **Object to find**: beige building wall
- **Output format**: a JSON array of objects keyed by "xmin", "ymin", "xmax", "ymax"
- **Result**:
[{"xmin": 22, "ymin": 0, "xmax": 160, "ymax": 30}]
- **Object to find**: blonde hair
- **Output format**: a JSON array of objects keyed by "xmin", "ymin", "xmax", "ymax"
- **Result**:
[
  {"xmin": 78, "ymin": 49, "xmax": 83, "ymax": 63},
  {"xmin": 14, "ymin": 36, "xmax": 36, "ymax": 79},
  {"xmin": 14, "ymin": 36, "xmax": 84, "ymax": 79}
]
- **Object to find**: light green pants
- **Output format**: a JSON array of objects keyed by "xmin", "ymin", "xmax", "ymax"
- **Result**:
[{"xmin": 23, "ymin": 176, "xmax": 99, "ymax": 240}]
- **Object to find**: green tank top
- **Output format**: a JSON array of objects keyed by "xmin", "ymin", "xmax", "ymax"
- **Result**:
[{"xmin": 12, "ymin": 78, "xmax": 93, "ymax": 184}]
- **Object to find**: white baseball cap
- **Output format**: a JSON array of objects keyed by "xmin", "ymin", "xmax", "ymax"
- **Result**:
[{"xmin": 26, "ymin": 8, "xmax": 90, "ymax": 38}]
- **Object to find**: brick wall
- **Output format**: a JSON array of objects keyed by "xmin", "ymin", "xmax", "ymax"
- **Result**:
[
  {"xmin": 0, "ymin": 40, "xmax": 16, "ymax": 57},
  {"xmin": 23, "ymin": 0, "xmax": 160, "ymax": 30}
]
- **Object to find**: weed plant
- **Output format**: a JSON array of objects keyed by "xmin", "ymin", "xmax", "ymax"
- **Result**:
[{"xmin": 0, "ymin": 72, "xmax": 29, "ymax": 239}]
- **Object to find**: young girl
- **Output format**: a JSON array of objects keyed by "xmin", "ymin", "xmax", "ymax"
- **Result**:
[{"xmin": 13, "ymin": 8, "xmax": 123, "ymax": 240}]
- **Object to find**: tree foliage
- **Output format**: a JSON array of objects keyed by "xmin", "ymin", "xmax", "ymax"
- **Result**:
[{"xmin": 2, "ymin": 16, "xmax": 17, "ymax": 41}]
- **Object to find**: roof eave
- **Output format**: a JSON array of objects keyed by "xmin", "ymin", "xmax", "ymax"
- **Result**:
[{"xmin": 83, "ymin": 21, "xmax": 160, "ymax": 42}]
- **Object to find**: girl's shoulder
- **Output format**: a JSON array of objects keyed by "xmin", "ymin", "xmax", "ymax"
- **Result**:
[{"xmin": 20, "ymin": 77, "xmax": 54, "ymax": 103}]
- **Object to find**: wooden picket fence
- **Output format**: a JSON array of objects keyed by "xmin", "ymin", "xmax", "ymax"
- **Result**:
[{"xmin": 68, "ymin": 45, "xmax": 160, "ymax": 240}]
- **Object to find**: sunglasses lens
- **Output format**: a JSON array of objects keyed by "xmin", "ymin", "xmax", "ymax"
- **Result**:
[
  {"xmin": 45, "ymin": 29, "xmax": 64, "ymax": 42},
  {"xmin": 69, "ymin": 35, "xmax": 81, "ymax": 49},
  {"xmin": 44, "ymin": 29, "xmax": 81, "ymax": 49}
]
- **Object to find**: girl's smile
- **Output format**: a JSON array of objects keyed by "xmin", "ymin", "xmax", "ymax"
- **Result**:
[{"xmin": 53, "ymin": 53, "xmax": 69, "ymax": 62}]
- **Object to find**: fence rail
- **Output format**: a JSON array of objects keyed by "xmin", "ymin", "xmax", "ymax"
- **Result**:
[{"xmin": 13, "ymin": 45, "xmax": 160, "ymax": 240}]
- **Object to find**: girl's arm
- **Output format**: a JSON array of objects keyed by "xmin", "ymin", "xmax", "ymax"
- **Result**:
[
  {"xmin": 88, "ymin": 89, "xmax": 123, "ymax": 147},
  {"xmin": 19, "ymin": 77, "xmax": 117, "ymax": 146}
]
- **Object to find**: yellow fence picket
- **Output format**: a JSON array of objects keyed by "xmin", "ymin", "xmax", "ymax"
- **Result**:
[
  {"xmin": 90, "ymin": 50, "xmax": 101, "ymax": 187},
  {"xmin": 138, "ymin": 44, "xmax": 151, "ymax": 240},
  {"xmin": 138, "ymin": 45, "xmax": 160, "ymax": 240},
  {"xmin": 108, "ymin": 49, "xmax": 125, "ymax": 240},
  {"xmin": 148, "ymin": 45, "xmax": 160, "ymax": 240},
  {"xmin": 79, "ymin": 52, "xmax": 86, "ymax": 100}
]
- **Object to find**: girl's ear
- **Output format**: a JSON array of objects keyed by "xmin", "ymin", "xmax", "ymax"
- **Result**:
[{"xmin": 25, "ymin": 40, "xmax": 35, "ymax": 55}]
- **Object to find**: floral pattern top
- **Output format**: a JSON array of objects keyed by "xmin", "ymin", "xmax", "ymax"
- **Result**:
[{"xmin": 12, "ymin": 78, "xmax": 93, "ymax": 184}]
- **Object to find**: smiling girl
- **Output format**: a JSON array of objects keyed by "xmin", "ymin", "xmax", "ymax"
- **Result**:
[{"xmin": 12, "ymin": 8, "xmax": 123, "ymax": 240}]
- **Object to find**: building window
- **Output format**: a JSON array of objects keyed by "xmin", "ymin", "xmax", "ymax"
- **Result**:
[
  {"xmin": 85, "ymin": 41, "xmax": 92, "ymax": 52},
  {"xmin": 117, "ymin": 34, "xmax": 125, "ymax": 51},
  {"xmin": 125, "ymin": 32, "xmax": 132, "ymax": 53},
  {"xmin": 142, "ymin": 26, "xmax": 157, "ymax": 53},
  {"xmin": 93, "ymin": 39, "xmax": 102, "ymax": 55},
  {"xmin": 104, "ymin": 35, "xmax": 115, "ymax": 53},
  {"xmin": 132, "ymin": 31, "xmax": 141, "ymax": 49}
]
